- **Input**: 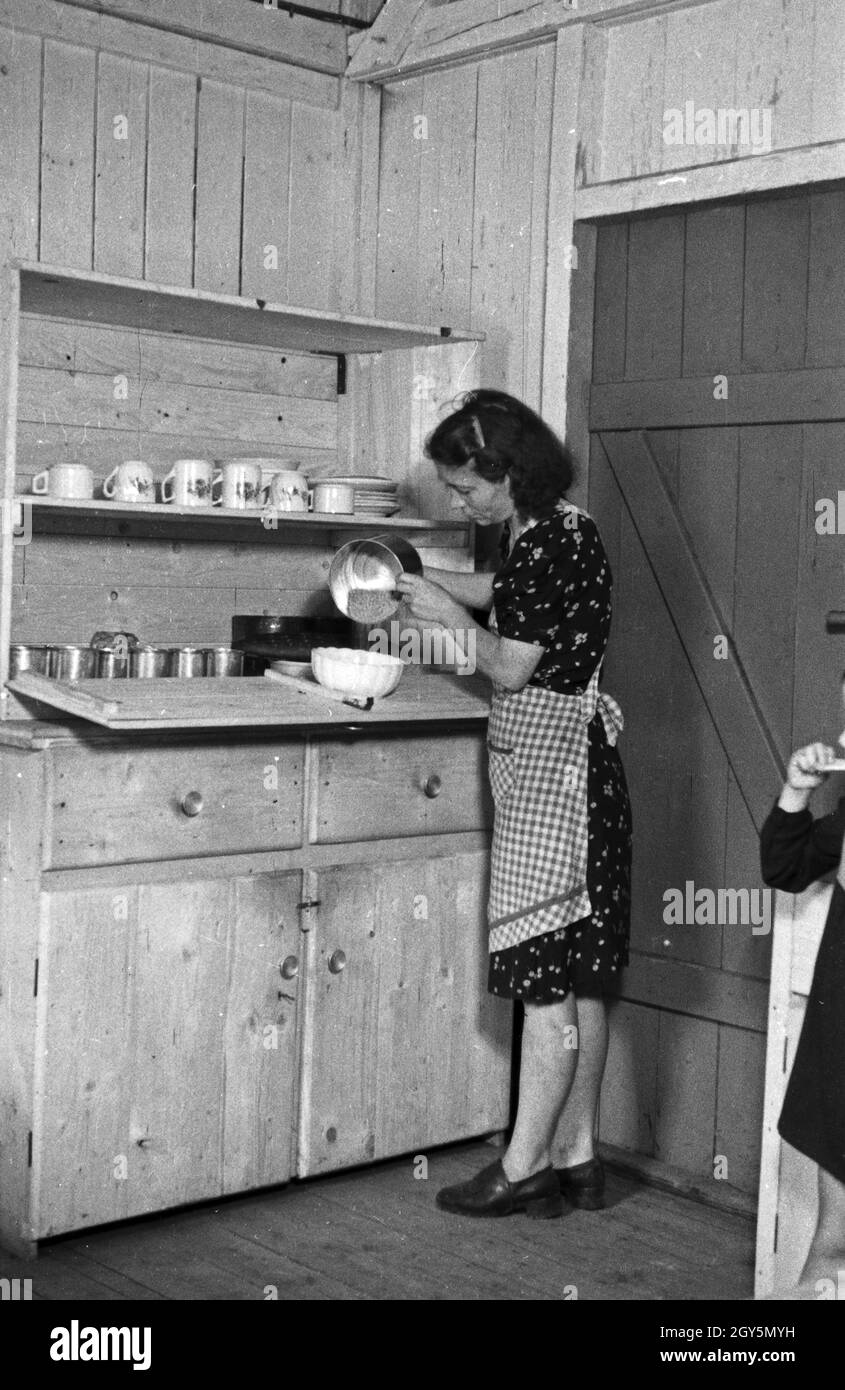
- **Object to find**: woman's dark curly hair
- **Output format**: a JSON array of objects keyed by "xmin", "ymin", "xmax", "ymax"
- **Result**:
[{"xmin": 424, "ymin": 389, "xmax": 576, "ymax": 519}]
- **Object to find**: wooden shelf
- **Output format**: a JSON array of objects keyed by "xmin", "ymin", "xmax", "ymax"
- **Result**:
[
  {"xmin": 15, "ymin": 495, "xmax": 468, "ymax": 538},
  {"xmin": 16, "ymin": 262, "xmax": 485, "ymax": 355}
]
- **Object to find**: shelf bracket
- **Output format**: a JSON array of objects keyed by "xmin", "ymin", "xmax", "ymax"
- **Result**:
[{"xmin": 312, "ymin": 351, "xmax": 346, "ymax": 396}]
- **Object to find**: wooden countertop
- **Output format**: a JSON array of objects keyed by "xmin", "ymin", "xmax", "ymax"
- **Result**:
[{"xmin": 0, "ymin": 667, "xmax": 492, "ymax": 747}]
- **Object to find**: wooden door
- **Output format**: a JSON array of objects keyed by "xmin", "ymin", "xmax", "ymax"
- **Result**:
[
  {"xmin": 35, "ymin": 872, "xmax": 301, "ymax": 1237},
  {"xmin": 585, "ymin": 187, "xmax": 845, "ymax": 1197},
  {"xmin": 297, "ymin": 851, "xmax": 512, "ymax": 1176}
]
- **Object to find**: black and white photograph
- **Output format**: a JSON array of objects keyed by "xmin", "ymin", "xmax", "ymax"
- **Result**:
[{"xmin": 0, "ymin": 0, "xmax": 843, "ymax": 1357}]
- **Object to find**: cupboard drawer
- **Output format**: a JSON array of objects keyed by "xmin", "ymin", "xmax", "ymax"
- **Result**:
[
  {"xmin": 48, "ymin": 741, "xmax": 303, "ymax": 868},
  {"xmin": 316, "ymin": 731, "xmax": 493, "ymax": 844}
]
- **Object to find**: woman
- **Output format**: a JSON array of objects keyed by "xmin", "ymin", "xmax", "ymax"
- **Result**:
[
  {"xmin": 397, "ymin": 389, "xmax": 632, "ymax": 1219},
  {"xmin": 759, "ymin": 701, "xmax": 845, "ymax": 1290}
]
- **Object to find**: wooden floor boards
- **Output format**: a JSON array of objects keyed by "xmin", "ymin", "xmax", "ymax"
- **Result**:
[{"xmin": 0, "ymin": 1142, "xmax": 754, "ymax": 1301}]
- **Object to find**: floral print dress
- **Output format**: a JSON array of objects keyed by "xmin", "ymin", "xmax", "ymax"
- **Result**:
[{"xmin": 487, "ymin": 501, "xmax": 632, "ymax": 1003}]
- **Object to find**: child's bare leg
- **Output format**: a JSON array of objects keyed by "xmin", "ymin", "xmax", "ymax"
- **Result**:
[{"xmin": 798, "ymin": 1167, "xmax": 845, "ymax": 1291}]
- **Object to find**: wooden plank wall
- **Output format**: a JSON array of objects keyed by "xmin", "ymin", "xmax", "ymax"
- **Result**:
[
  {"xmin": 369, "ymin": 0, "xmax": 843, "ymax": 506},
  {"xmin": 371, "ymin": 0, "xmax": 845, "ymax": 1196},
  {"xmin": 374, "ymin": 47, "xmax": 554, "ymax": 401},
  {"xmin": 365, "ymin": 0, "xmax": 845, "ymax": 477},
  {"xmin": 0, "ymin": 0, "xmax": 469, "ymax": 647},
  {"xmin": 12, "ymin": 315, "xmax": 342, "ymax": 646},
  {"xmin": 0, "ymin": 2, "xmax": 381, "ymax": 302},
  {"xmin": 590, "ymin": 0, "xmax": 843, "ymax": 185},
  {"xmin": 16, "ymin": 317, "xmax": 339, "ymax": 487},
  {"xmin": 366, "ymin": 43, "xmax": 556, "ymax": 561}
]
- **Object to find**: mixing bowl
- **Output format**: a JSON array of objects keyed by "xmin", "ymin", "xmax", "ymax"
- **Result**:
[{"xmin": 311, "ymin": 646, "xmax": 404, "ymax": 699}]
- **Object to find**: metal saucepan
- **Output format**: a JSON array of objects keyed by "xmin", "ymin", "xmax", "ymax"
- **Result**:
[{"xmin": 328, "ymin": 536, "xmax": 423, "ymax": 623}]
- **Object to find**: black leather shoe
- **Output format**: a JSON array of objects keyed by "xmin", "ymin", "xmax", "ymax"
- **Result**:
[
  {"xmin": 555, "ymin": 1157, "xmax": 605, "ymax": 1209},
  {"xmin": 436, "ymin": 1160, "xmax": 563, "ymax": 1219}
]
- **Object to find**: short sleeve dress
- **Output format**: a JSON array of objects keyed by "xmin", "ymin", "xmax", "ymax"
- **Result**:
[
  {"xmin": 487, "ymin": 502, "xmax": 632, "ymax": 1003},
  {"xmin": 760, "ymin": 797, "xmax": 845, "ymax": 1182}
]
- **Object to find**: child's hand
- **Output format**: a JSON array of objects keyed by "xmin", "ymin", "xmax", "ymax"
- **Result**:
[{"xmin": 786, "ymin": 743, "xmax": 837, "ymax": 789}]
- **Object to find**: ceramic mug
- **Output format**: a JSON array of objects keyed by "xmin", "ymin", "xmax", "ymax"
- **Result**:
[
  {"xmin": 267, "ymin": 470, "xmax": 311, "ymax": 513},
  {"xmin": 312, "ymin": 481, "xmax": 354, "ymax": 515},
  {"xmin": 161, "ymin": 459, "xmax": 221, "ymax": 507},
  {"xmin": 218, "ymin": 461, "xmax": 263, "ymax": 510},
  {"xmin": 31, "ymin": 463, "xmax": 94, "ymax": 500},
  {"xmin": 103, "ymin": 460, "xmax": 156, "ymax": 504}
]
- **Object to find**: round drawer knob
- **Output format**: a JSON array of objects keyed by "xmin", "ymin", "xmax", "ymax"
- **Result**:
[
  {"xmin": 328, "ymin": 949, "xmax": 347, "ymax": 975},
  {"xmin": 180, "ymin": 790, "xmax": 204, "ymax": 817},
  {"xmin": 423, "ymin": 774, "xmax": 442, "ymax": 799},
  {"xmin": 280, "ymin": 955, "xmax": 299, "ymax": 980}
]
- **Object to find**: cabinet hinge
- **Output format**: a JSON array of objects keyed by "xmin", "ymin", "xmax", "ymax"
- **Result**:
[
  {"xmin": 33, "ymin": 958, "xmax": 38, "ymax": 997},
  {"xmin": 773, "ymin": 1212, "xmax": 778, "ymax": 1253},
  {"xmin": 27, "ymin": 1132, "xmax": 32, "ymax": 1168}
]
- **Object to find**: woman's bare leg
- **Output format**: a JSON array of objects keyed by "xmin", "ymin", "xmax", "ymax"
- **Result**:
[
  {"xmin": 551, "ymin": 996, "xmax": 609, "ymax": 1167},
  {"xmin": 798, "ymin": 1168, "xmax": 845, "ymax": 1290},
  {"xmin": 501, "ymin": 993, "xmax": 581, "ymax": 1182}
]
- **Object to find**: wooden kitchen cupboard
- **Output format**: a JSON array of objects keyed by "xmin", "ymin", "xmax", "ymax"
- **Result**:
[
  {"xmin": 0, "ymin": 714, "xmax": 508, "ymax": 1256},
  {"xmin": 0, "ymin": 264, "xmax": 509, "ymax": 1256}
]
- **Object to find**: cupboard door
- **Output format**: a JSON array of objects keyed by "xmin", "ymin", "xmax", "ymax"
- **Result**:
[
  {"xmin": 298, "ymin": 851, "xmax": 512, "ymax": 1177},
  {"xmin": 35, "ymin": 873, "xmax": 301, "ymax": 1237}
]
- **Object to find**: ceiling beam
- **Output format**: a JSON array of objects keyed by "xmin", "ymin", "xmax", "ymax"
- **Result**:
[
  {"xmin": 52, "ymin": 0, "xmax": 347, "ymax": 74},
  {"xmin": 346, "ymin": 0, "xmax": 716, "ymax": 82},
  {"xmin": 345, "ymin": 0, "xmax": 428, "ymax": 80}
]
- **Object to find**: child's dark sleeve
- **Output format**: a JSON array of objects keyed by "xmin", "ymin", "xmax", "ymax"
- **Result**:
[{"xmin": 759, "ymin": 795, "xmax": 845, "ymax": 892}]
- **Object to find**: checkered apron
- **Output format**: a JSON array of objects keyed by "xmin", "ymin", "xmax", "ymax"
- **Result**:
[{"xmin": 486, "ymin": 667, "xmax": 624, "ymax": 954}]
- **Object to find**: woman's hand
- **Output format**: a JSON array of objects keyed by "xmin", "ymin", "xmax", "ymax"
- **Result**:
[
  {"xmin": 786, "ymin": 743, "xmax": 838, "ymax": 790},
  {"xmin": 396, "ymin": 573, "xmax": 465, "ymax": 627}
]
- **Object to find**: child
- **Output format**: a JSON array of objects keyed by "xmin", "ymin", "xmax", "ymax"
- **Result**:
[{"xmin": 760, "ymin": 692, "xmax": 845, "ymax": 1295}]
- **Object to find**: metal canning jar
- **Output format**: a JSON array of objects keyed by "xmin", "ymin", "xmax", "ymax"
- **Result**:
[
  {"xmin": 128, "ymin": 644, "xmax": 170, "ymax": 678},
  {"xmin": 168, "ymin": 646, "xmax": 208, "ymax": 678},
  {"xmin": 47, "ymin": 645, "xmax": 98, "ymax": 681},
  {"xmin": 205, "ymin": 646, "xmax": 244, "ymax": 677},
  {"xmin": 8, "ymin": 645, "xmax": 50, "ymax": 678}
]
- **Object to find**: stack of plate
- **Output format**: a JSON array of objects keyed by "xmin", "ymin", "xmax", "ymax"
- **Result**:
[{"xmin": 316, "ymin": 475, "xmax": 400, "ymax": 516}]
